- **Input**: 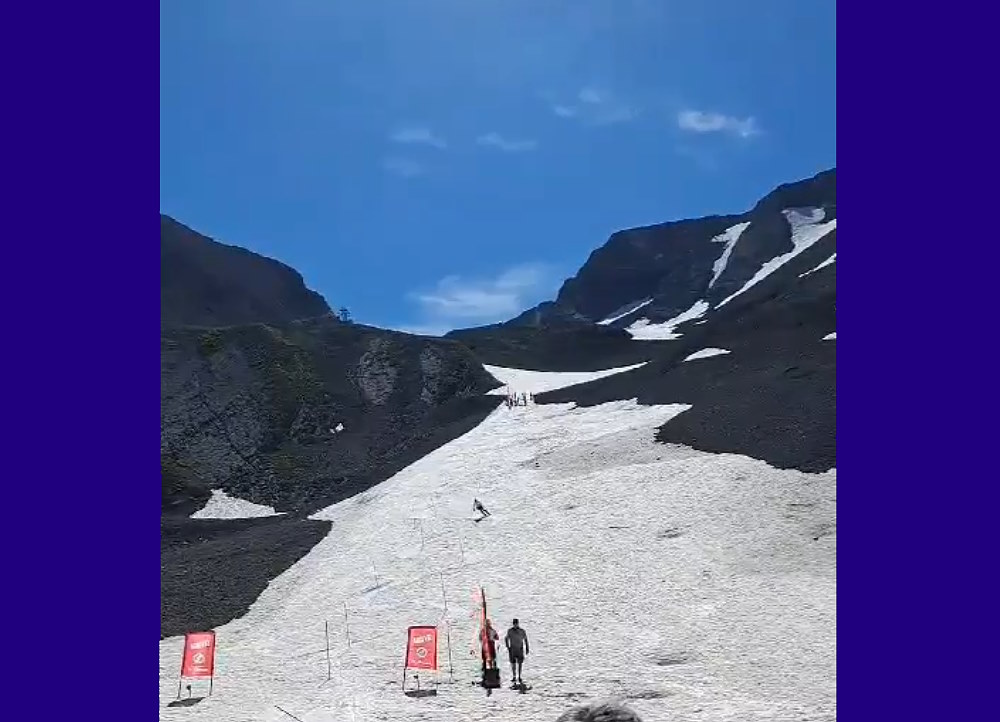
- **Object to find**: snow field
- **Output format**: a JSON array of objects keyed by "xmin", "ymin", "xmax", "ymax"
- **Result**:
[
  {"xmin": 483, "ymin": 363, "xmax": 648, "ymax": 395},
  {"xmin": 160, "ymin": 394, "xmax": 836, "ymax": 722},
  {"xmin": 191, "ymin": 489, "xmax": 283, "ymax": 519}
]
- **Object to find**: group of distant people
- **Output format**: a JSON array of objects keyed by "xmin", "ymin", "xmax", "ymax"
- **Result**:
[{"xmin": 504, "ymin": 390, "xmax": 532, "ymax": 409}]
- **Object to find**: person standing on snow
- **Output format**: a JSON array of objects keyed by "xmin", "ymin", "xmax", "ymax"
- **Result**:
[
  {"xmin": 480, "ymin": 618, "xmax": 500, "ymax": 674},
  {"xmin": 505, "ymin": 618, "xmax": 530, "ymax": 685}
]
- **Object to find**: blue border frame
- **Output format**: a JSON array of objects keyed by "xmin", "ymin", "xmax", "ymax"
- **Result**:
[
  {"xmin": 8, "ymin": 2, "xmax": 993, "ymax": 718},
  {"xmin": 840, "ymin": 4, "xmax": 996, "ymax": 720},
  {"xmin": 1, "ymin": 2, "xmax": 156, "ymax": 718}
]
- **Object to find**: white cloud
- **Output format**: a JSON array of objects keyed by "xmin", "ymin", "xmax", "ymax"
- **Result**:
[
  {"xmin": 677, "ymin": 110, "xmax": 760, "ymax": 138},
  {"xmin": 382, "ymin": 156, "xmax": 424, "ymax": 178},
  {"xmin": 389, "ymin": 126, "xmax": 448, "ymax": 149},
  {"xmin": 550, "ymin": 87, "xmax": 638, "ymax": 126},
  {"xmin": 408, "ymin": 263, "xmax": 557, "ymax": 327},
  {"xmin": 476, "ymin": 132, "xmax": 538, "ymax": 153}
]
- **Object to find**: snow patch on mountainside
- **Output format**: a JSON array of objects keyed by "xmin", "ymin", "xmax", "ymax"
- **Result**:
[
  {"xmin": 597, "ymin": 298, "xmax": 654, "ymax": 325},
  {"xmin": 800, "ymin": 253, "xmax": 837, "ymax": 278},
  {"xmin": 483, "ymin": 363, "xmax": 648, "ymax": 394},
  {"xmin": 709, "ymin": 221, "xmax": 753, "ymax": 288},
  {"xmin": 191, "ymin": 489, "xmax": 283, "ymax": 520},
  {"xmin": 718, "ymin": 209, "xmax": 837, "ymax": 308},
  {"xmin": 684, "ymin": 347, "xmax": 731, "ymax": 362},
  {"xmin": 627, "ymin": 300, "xmax": 709, "ymax": 340}
]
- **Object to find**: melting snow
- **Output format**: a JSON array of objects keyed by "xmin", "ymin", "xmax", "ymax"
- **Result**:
[
  {"xmin": 823, "ymin": 332, "xmax": 836, "ymax": 341},
  {"xmin": 597, "ymin": 298, "xmax": 654, "ymax": 325},
  {"xmin": 718, "ymin": 209, "xmax": 837, "ymax": 308},
  {"xmin": 626, "ymin": 300, "xmax": 709, "ymax": 340},
  {"xmin": 160, "ymin": 399, "xmax": 837, "ymax": 722},
  {"xmin": 709, "ymin": 222, "xmax": 752, "ymax": 288},
  {"xmin": 684, "ymin": 347, "xmax": 731, "ymax": 362},
  {"xmin": 800, "ymin": 253, "xmax": 837, "ymax": 278},
  {"xmin": 191, "ymin": 489, "xmax": 283, "ymax": 520},
  {"xmin": 483, "ymin": 363, "xmax": 647, "ymax": 395}
]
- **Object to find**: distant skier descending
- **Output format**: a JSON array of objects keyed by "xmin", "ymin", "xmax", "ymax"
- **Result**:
[
  {"xmin": 473, "ymin": 498, "xmax": 491, "ymax": 521},
  {"xmin": 504, "ymin": 618, "xmax": 529, "ymax": 686}
]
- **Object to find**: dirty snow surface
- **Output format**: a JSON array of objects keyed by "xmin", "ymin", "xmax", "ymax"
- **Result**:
[
  {"xmin": 190, "ymin": 489, "xmax": 282, "ymax": 519},
  {"xmin": 483, "ymin": 362, "xmax": 648, "ymax": 394},
  {"xmin": 160, "ymin": 399, "xmax": 836, "ymax": 722}
]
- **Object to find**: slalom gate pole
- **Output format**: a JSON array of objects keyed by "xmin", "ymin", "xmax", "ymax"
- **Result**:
[
  {"xmin": 176, "ymin": 636, "xmax": 185, "ymax": 699},
  {"xmin": 401, "ymin": 632, "xmax": 408, "ymax": 692},
  {"xmin": 325, "ymin": 620, "xmax": 332, "ymax": 680},
  {"xmin": 344, "ymin": 603, "xmax": 351, "ymax": 649},
  {"xmin": 446, "ymin": 623, "xmax": 455, "ymax": 681}
]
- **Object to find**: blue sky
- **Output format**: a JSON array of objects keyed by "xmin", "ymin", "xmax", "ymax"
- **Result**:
[{"xmin": 160, "ymin": 0, "xmax": 836, "ymax": 335}]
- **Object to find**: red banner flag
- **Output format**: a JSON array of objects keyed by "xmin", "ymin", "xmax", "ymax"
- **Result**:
[
  {"xmin": 181, "ymin": 631, "xmax": 216, "ymax": 679},
  {"xmin": 405, "ymin": 626, "xmax": 438, "ymax": 671}
]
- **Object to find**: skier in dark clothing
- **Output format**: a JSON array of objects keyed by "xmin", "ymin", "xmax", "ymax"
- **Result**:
[
  {"xmin": 505, "ymin": 618, "xmax": 529, "ymax": 686},
  {"xmin": 473, "ymin": 498, "xmax": 491, "ymax": 520}
]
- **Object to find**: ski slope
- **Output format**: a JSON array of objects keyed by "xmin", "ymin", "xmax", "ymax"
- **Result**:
[{"xmin": 160, "ymin": 386, "xmax": 836, "ymax": 721}]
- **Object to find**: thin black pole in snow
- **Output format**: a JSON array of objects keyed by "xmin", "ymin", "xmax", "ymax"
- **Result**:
[
  {"xmin": 274, "ymin": 706, "xmax": 305, "ymax": 721},
  {"xmin": 325, "ymin": 620, "xmax": 332, "ymax": 681},
  {"xmin": 445, "ymin": 623, "xmax": 455, "ymax": 681},
  {"xmin": 177, "ymin": 634, "xmax": 186, "ymax": 700},
  {"xmin": 344, "ymin": 603, "xmax": 352, "ymax": 649}
]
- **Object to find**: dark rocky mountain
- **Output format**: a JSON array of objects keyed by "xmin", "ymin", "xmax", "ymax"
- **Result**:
[
  {"xmin": 161, "ymin": 221, "xmax": 501, "ymax": 637},
  {"xmin": 161, "ymin": 214, "xmax": 331, "ymax": 328},
  {"xmin": 450, "ymin": 168, "xmax": 835, "ymax": 367},
  {"xmin": 452, "ymin": 168, "xmax": 836, "ymax": 472},
  {"xmin": 541, "ymin": 224, "xmax": 836, "ymax": 473},
  {"xmin": 446, "ymin": 324, "xmax": 662, "ymax": 372}
]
